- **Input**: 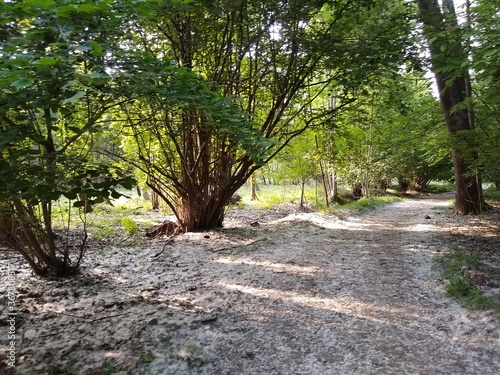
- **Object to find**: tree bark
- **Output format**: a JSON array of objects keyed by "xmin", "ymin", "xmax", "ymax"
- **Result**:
[
  {"xmin": 251, "ymin": 174, "xmax": 258, "ymax": 201},
  {"xmin": 300, "ymin": 179, "xmax": 306, "ymax": 208},
  {"xmin": 416, "ymin": 0, "xmax": 484, "ymax": 214},
  {"xmin": 331, "ymin": 172, "xmax": 339, "ymax": 203}
]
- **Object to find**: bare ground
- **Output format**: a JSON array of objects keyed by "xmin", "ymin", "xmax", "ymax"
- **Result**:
[{"xmin": 1, "ymin": 194, "xmax": 499, "ymax": 374}]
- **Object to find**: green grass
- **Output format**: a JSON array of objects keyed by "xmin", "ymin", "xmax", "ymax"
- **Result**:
[
  {"xmin": 435, "ymin": 251, "xmax": 500, "ymax": 318},
  {"xmin": 93, "ymin": 197, "xmax": 158, "ymax": 237},
  {"xmin": 322, "ymin": 195, "xmax": 402, "ymax": 218},
  {"xmin": 237, "ymin": 183, "xmax": 329, "ymax": 209},
  {"xmin": 101, "ymin": 361, "xmax": 117, "ymax": 375},
  {"xmin": 484, "ymin": 188, "xmax": 500, "ymax": 203},
  {"xmin": 424, "ymin": 181, "xmax": 455, "ymax": 193},
  {"xmin": 337, "ymin": 196, "xmax": 402, "ymax": 212},
  {"xmin": 139, "ymin": 351, "xmax": 154, "ymax": 363},
  {"xmin": 234, "ymin": 183, "xmax": 403, "ymax": 215},
  {"xmin": 446, "ymin": 276, "xmax": 477, "ymax": 298},
  {"xmin": 436, "ymin": 251, "xmax": 481, "ymax": 279}
]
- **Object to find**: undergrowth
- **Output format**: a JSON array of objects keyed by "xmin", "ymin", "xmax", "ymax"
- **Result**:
[
  {"xmin": 236, "ymin": 183, "xmax": 402, "ymax": 213},
  {"xmin": 338, "ymin": 196, "xmax": 402, "ymax": 212},
  {"xmin": 484, "ymin": 188, "xmax": 500, "ymax": 204},
  {"xmin": 424, "ymin": 181, "xmax": 454, "ymax": 193},
  {"xmin": 238, "ymin": 184, "xmax": 327, "ymax": 209},
  {"xmin": 82, "ymin": 198, "xmax": 156, "ymax": 241},
  {"xmin": 435, "ymin": 251, "xmax": 500, "ymax": 319}
]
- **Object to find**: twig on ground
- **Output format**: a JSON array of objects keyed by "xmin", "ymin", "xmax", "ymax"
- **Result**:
[
  {"xmin": 88, "ymin": 313, "xmax": 128, "ymax": 323},
  {"xmin": 314, "ymin": 324, "xmax": 324, "ymax": 334},
  {"xmin": 210, "ymin": 238, "xmax": 267, "ymax": 253},
  {"xmin": 152, "ymin": 237, "xmax": 174, "ymax": 258},
  {"xmin": 49, "ymin": 310, "xmax": 128, "ymax": 322}
]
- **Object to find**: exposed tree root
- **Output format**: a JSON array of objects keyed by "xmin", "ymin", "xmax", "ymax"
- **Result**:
[{"xmin": 146, "ymin": 220, "xmax": 183, "ymax": 238}]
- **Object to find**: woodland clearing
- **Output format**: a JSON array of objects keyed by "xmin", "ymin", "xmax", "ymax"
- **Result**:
[{"xmin": 0, "ymin": 193, "xmax": 499, "ymax": 375}]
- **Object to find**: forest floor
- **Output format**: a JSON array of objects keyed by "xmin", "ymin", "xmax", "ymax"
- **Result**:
[{"xmin": 1, "ymin": 193, "xmax": 500, "ymax": 375}]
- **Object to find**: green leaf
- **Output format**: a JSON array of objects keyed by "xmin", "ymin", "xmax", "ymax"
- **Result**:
[
  {"xmin": 61, "ymin": 80, "xmax": 78, "ymax": 90},
  {"xmin": 76, "ymin": 72, "xmax": 110, "ymax": 85},
  {"xmin": 63, "ymin": 91, "xmax": 86, "ymax": 104},
  {"xmin": 76, "ymin": 43, "xmax": 93, "ymax": 52},
  {"xmin": 11, "ymin": 79, "xmax": 32, "ymax": 91},
  {"xmin": 76, "ymin": 41, "xmax": 104, "ymax": 56},
  {"xmin": 87, "ymin": 169, "xmax": 100, "ymax": 178},
  {"xmin": 111, "ymin": 190, "xmax": 121, "ymax": 199},
  {"xmin": 37, "ymin": 57, "xmax": 58, "ymax": 66},
  {"xmin": 30, "ymin": 134, "xmax": 45, "ymax": 143},
  {"xmin": 76, "ymin": 4, "xmax": 96, "ymax": 12},
  {"xmin": 25, "ymin": 0, "xmax": 55, "ymax": 8},
  {"xmin": 98, "ymin": 2, "xmax": 113, "ymax": 11},
  {"xmin": 88, "ymin": 41, "xmax": 104, "ymax": 56},
  {"xmin": 63, "ymin": 191, "xmax": 78, "ymax": 200},
  {"xmin": 67, "ymin": 126, "xmax": 81, "ymax": 134},
  {"xmin": 89, "ymin": 126, "xmax": 102, "ymax": 133}
]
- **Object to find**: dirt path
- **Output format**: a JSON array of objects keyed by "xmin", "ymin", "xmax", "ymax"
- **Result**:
[{"xmin": 1, "ymin": 195, "xmax": 499, "ymax": 374}]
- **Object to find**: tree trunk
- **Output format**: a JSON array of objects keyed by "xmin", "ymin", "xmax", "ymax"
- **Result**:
[
  {"xmin": 300, "ymin": 179, "xmax": 305, "ymax": 208},
  {"xmin": 251, "ymin": 173, "xmax": 258, "ymax": 201},
  {"xmin": 0, "ymin": 204, "xmax": 15, "ymax": 249},
  {"xmin": 151, "ymin": 190, "xmax": 159, "ymax": 210},
  {"xmin": 417, "ymin": 0, "xmax": 484, "ymax": 214},
  {"xmin": 316, "ymin": 135, "xmax": 330, "ymax": 207},
  {"xmin": 410, "ymin": 177, "xmax": 429, "ymax": 192},
  {"xmin": 398, "ymin": 176, "xmax": 409, "ymax": 192},
  {"xmin": 178, "ymin": 195, "xmax": 226, "ymax": 232},
  {"xmin": 352, "ymin": 182, "xmax": 363, "ymax": 199},
  {"xmin": 331, "ymin": 172, "xmax": 339, "ymax": 202}
]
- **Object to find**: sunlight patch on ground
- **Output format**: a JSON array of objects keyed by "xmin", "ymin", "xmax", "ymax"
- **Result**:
[
  {"xmin": 214, "ymin": 257, "xmax": 323, "ymax": 276},
  {"xmin": 217, "ymin": 283, "xmax": 422, "ymax": 326},
  {"xmin": 272, "ymin": 213, "xmax": 379, "ymax": 231},
  {"xmin": 407, "ymin": 223, "xmax": 440, "ymax": 232}
]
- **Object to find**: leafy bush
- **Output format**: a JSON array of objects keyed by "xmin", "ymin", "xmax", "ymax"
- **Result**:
[
  {"xmin": 0, "ymin": 1, "xmax": 135, "ymax": 276},
  {"xmin": 121, "ymin": 217, "xmax": 139, "ymax": 235}
]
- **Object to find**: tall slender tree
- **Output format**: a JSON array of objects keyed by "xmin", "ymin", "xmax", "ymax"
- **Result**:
[{"xmin": 416, "ymin": 0, "xmax": 484, "ymax": 214}]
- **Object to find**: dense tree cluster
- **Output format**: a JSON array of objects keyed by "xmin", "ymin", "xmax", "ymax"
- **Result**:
[{"xmin": 0, "ymin": 0, "xmax": 498, "ymax": 276}]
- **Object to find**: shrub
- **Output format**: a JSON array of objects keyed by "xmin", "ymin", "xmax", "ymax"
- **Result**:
[{"xmin": 121, "ymin": 217, "xmax": 139, "ymax": 235}]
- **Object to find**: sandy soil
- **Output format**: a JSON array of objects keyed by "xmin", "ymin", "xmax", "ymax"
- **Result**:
[{"xmin": 1, "ymin": 194, "xmax": 499, "ymax": 375}]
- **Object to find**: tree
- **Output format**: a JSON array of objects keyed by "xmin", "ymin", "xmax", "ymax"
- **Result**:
[
  {"xmin": 373, "ymin": 72, "xmax": 452, "ymax": 192},
  {"xmin": 273, "ymin": 132, "xmax": 319, "ymax": 208},
  {"xmin": 120, "ymin": 67, "xmax": 269, "ymax": 232},
  {"xmin": 121, "ymin": 0, "xmax": 413, "ymax": 231},
  {"xmin": 324, "ymin": 70, "xmax": 452, "ymax": 196},
  {"xmin": 0, "ymin": 0, "xmax": 134, "ymax": 276},
  {"xmin": 416, "ymin": 0, "xmax": 484, "ymax": 214},
  {"xmin": 466, "ymin": 0, "xmax": 500, "ymax": 189}
]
